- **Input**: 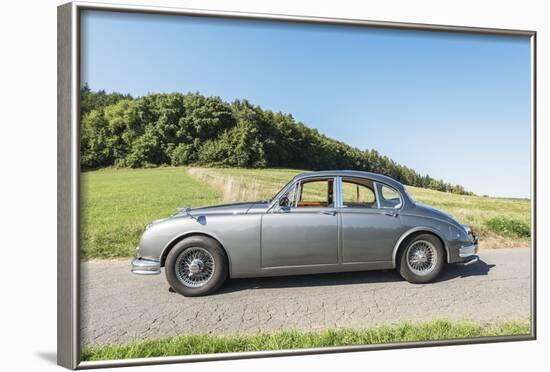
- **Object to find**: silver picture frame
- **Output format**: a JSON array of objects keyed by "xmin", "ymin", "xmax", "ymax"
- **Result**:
[{"xmin": 57, "ymin": 1, "xmax": 537, "ymax": 369}]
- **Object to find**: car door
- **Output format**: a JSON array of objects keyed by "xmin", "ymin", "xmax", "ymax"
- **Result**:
[
  {"xmin": 261, "ymin": 177, "xmax": 339, "ymax": 267},
  {"xmin": 340, "ymin": 178, "xmax": 407, "ymax": 263}
]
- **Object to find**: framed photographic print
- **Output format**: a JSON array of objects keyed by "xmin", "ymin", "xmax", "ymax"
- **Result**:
[{"xmin": 57, "ymin": 1, "xmax": 536, "ymax": 369}]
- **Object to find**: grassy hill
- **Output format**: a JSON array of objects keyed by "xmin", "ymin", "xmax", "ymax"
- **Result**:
[{"xmin": 80, "ymin": 167, "xmax": 530, "ymax": 259}]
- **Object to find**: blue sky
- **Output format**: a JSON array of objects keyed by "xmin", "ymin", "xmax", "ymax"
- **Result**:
[{"xmin": 81, "ymin": 10, "xmax": 532, "ymax": 198}]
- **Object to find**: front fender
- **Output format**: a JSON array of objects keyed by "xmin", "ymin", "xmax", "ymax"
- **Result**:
[
  {"xmin": 137, "ymin": 216, "xmax": 197, "ymax": 260},
  {"xmin": 137, "ymin": 213, "xmax": 262, "ymax": 278},
  {"xmin": 159, "ymin": 230, "xmax": 227, "ymax": 267}
]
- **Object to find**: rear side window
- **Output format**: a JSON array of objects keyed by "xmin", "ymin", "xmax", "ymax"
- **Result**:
[
  {"xmin": 342, "ymin": 180, "xmax": 376, "ymax": 208},
  {"xmin": 376, "ymin": 183, "xmax": 402, "ymax": 209}
]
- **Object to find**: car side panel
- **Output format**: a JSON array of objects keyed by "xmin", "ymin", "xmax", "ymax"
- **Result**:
[
  {"xmin": 260, "ymin": 208, "xmax": 339, "ymax": 267},
  {"xmin": 340, "ymin": 208, "xmax": 409, "ymax": 262}
]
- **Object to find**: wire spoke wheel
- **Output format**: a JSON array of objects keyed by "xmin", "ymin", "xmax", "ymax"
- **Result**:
[
  {"xmin": 175, "ymin": 247, "xmax": 215, "ymax": 287},
  {"xmin": 406, "ymin": 240, "xmax": 438, "ymax": 276}
]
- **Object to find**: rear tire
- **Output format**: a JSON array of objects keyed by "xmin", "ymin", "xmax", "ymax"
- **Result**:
[
  {"xmin": 398, "ymin": 233, "xmax": 445, "ymax": 283},
  {"xmin": 165, "ymin": 236, "xmax": 227, "ymax": 297}
]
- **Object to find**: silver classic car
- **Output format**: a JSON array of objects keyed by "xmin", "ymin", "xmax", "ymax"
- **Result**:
[{"xmin": 132, "ymin": 170, "xmax": 478, "ymax": 296}]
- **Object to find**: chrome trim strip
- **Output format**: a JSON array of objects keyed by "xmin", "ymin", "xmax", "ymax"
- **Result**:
[
  {"xmin": 294, "ymin": 180, "xmax": 302, "ymax": 208},
  {"xmin": 335, "ymin": 176, "xmax": 343, "ymax": 208},
  {"xmin": 262, "ymin": 263, "xmax": 342, "ymax": 270},
  {"xmin": 259, "ymin": 260, "xmax": 392, "ymax": 270}
]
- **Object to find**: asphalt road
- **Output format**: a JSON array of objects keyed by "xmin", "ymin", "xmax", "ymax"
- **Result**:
[{"xmin": 81, "ymin": 248, "xmax": 531, "ymax": 346}]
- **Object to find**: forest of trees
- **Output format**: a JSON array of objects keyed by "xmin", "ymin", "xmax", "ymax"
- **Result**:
[{"xmin": 80, "ymin": 86, "xmax": 472, "ymax": 195}]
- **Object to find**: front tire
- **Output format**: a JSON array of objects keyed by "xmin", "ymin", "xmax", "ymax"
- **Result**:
[
  {"xmin": 165, "ymin": 236, "xmax": 227, "ymax": 296},
  {"xmin": 398, "ymin": 233, "xmax": 445, "ymax": 283}
]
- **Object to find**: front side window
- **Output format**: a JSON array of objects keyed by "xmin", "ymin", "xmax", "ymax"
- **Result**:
[
  {"xmin": 342, "ymin": 179, "xmax": 376, "ymax": 208},
  {"xmin": 278, "ymin": 182, "xmax": 298, "ymax": 208},
  {"xmin": 296, "ymin": 178, "xmax": 334, "ymax": 208}
]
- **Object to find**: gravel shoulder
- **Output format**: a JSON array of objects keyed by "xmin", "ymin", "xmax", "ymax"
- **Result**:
[{"xmin": 81, "ymin": 248, "xmax": 531, "ymax": 346}]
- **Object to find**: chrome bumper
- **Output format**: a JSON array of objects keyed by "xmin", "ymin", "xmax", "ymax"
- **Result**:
[
  {"xmin": 459, "ymin": 244, "xmax": 478, "ymax": 258},
  {"xmin": 458, "ymin": 244, "xmax": 479, "ymax": 266},
  {"xmin": 131, "ymin": 257, "xmax": 161, "ymax": 275}
]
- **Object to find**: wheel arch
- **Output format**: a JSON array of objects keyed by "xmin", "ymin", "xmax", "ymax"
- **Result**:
[
  {"xmin": 160, "ymin": 232, "xmax": 232, "ymax": 277},
  {"xmin": 392, "ymin": 227, "xmax": 449, "ymax": 268}
]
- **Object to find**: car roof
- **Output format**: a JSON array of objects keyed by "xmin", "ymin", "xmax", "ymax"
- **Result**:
[{"xmin": 293, "ymin": 170, "xmax": 403, "ymax": 188}]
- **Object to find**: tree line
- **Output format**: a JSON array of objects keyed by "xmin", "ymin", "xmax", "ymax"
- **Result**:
[{"xmin": 80, "ymin": 86, "xmax": 472, "ymax": 195}]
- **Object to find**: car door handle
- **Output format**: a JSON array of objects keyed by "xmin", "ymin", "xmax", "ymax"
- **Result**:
[
  {"xmin": 319, "ymin": 210, "xmax": 337, "ymax": 216},
  {"xmin": 383, "ymin": 211, "xmax": 399, "ymax": 217}
]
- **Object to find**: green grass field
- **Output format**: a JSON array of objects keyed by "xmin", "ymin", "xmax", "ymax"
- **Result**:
[
  {"xmin": 81, "ymin": 320, "xmax": 530, "ymax": 361},
  {"xmin": 80, "ymin": 166, "xmax": 530, "ymax": 258},
  {"xmin": 80, "ymin": 167, "xmax": 222, "ymax": 258}
]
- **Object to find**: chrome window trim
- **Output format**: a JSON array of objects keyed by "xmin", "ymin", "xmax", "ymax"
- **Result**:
[
  {"xmin": 294, "ymin": 176, "xmax": 338, "ymax": 209},
  {"xmin": 292, "ymin": 180, "xmax": 300, "ymax": 208},
  {"xmin": 340, "ymin": 177, "xmax": 377, "ymax": 208},
  {"xmin": 270, "ymin": 176, "xmax": 339, "ymax": 211},
  {"xmin": 376, "ymin": 182, "xmax": 404, "ymax": 210},
  {"xmin": 267, "ymin": 178, "xmax": 297, "ymax": 211},
  {"xmin": 373, "ymin": 181, "xmax": 382, "ymax": 209},
  {"xmin": 268, "ymin": 179, "xmax": 295, "ymax": 210},
  {"xmin": 338, "ymin": 177, "xmax": 404, "ymax": 211},
  {"xmin": 336, "ymin": 176, "xmax": 343, "ymax": 208}
]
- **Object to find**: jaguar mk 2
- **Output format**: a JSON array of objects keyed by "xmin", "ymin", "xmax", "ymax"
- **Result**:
[{"xmin": 132, "ymin": 170, "xmax": 478, "ymax": 296}]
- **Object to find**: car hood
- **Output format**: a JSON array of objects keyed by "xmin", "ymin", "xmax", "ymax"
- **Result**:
[{"xmin": 174, "ymin": 201, "xmax": 265, "ymax": 217}]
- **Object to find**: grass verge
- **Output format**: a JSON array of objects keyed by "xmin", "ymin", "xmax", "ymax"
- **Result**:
[{"xmin": 81, "ymin": 320, "xmax": 530, "ymax": 361}]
